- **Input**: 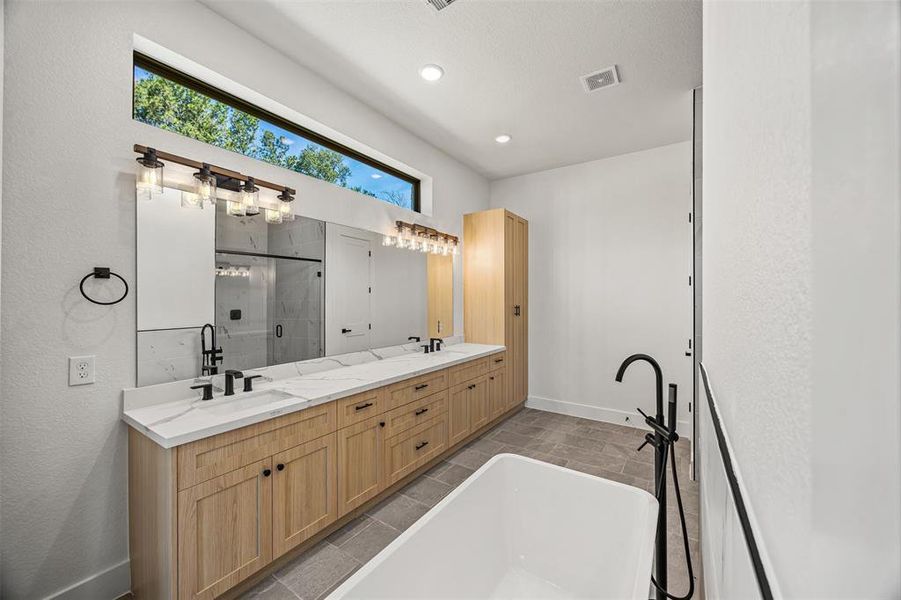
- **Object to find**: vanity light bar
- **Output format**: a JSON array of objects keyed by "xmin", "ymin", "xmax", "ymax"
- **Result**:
[
  {"xmin": 133, "ymin": 145, "xmax": 296, "ymax": 196},
  {"xmin": 383, "ymin": 220, "xmax": 459, "ymax": 256}
]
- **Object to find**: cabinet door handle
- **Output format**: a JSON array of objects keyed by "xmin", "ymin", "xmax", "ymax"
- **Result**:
[
  {"xmin": 490, "ymin": 376, "xmax": 495, "ymax": 381},
  {"xmin": 341, "ymin": 328, "xmax": 352, "ymax": 334},
  {"xmin": 275, "ymin": 324, "xmax": 283, "ymax": 338},
  {"xmin": 513, "ymin": 305, "xmax": 521, "ymax": 316},
  {"xmin": 355, "ymin": 402, "xmax": 374, "ymax": 411},
  {"xmin": 468, "ymin": 383, "xmax": 476, "ymax": 390},
  {"xmin": 276, "ymin": 463, "xmax": 285, "ymax": 471},
  {"xmin": 414, "ymin": 407, "xmax": 429, "ymax": 416},
  {"xmin": 494, "ymin": 358, "xmax": 504, "ymax": 363},
  {"xmin": 414, "ymin": 383, "xmax": 429, "ymax": 391},
  {"xmin": 415, "ymin": 441, "xmax": 429, "ymax": 451},
  {"xmin": 262, "ymin": 468, "xmax": 272, "ymax": 477},
  {"xmin": 379, "ymin": 421, "xmax": 385, "ymax": 427}
]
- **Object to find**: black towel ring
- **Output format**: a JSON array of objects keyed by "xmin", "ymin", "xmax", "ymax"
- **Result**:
[{"xmin": 79, "ymin": 267, "xmax": 129, "ymax": 306}]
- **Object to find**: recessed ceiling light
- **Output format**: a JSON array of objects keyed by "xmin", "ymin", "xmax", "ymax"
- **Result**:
[
  {"xmin": 419, "ymin": 64, "xmax": 444, "ymax": 82},
  {"xmin": 495, "ymin": 134, "xmax": 512, "ymax": 144}
]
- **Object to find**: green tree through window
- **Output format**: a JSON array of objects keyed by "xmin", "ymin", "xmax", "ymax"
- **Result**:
[{"xmin": 133, "ymin": 66, "xmax": 415, "ymax": 210}]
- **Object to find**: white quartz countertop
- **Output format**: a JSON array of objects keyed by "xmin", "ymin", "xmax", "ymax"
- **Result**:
[{"xmin": 123, "ymin": 343, "xmax": 504, "ymax": 449}]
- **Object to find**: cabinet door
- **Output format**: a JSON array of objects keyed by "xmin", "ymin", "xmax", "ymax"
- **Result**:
[
  {"xmin": 447, "ymin": 383, "xmax": 471, "ymax": 447},
  {"xmin": 272, "ymin": 434, "xmax": 338, "ymax": 558},
  {"xmin": 469, "ymin": 377, "xmax": 490, "ymax": 432},
  {"xmin": 178, "ymin": 461, "xmax": 272, "ymax": 600},
  {"xmin": 488, "ymin": 369, "xmax": 506, "ymax": 420},
  {"xmin": 337, "ymin": 416, "xmax": 384, "ymax": 516},
  {"xmin": 513, "ymin": 216, "xmax": 529, "ymax": 404}
]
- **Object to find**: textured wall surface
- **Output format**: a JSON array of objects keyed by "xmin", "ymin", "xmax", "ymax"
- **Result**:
[
  {"xmin": 0, "ymin": 2, "xmax": 488, "ymax": 597},
  {"xmin": 490, "ymin": 142, "xmax": 694, "ymax": 432},
  {"xmin": 702, "ymin": 0, "xmax": 900, "ymax": 596}
]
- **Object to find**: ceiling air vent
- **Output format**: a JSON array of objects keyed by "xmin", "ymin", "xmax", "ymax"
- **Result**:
[
  {"xmin": 581, "ymin": 65, "xmax": 621, "ymax": 93},
  {"xmin": 426, "ymin": 0, "xmax": 458, "ymax": 11}
]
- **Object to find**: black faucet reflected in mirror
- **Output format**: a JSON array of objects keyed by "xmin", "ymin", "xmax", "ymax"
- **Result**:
[
  {"xmin": 201, "ymin": 323, "xmax": 223, "ymax": 376},
  {"xmin": 429, "ymin": 337, "xmax": 443, "ymax": 352},
  {"xmin": 224, "ymin": 370, "xmax": 243, "ymax": 396}
]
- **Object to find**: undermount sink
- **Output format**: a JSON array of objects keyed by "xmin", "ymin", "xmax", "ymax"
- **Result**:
[{"xmin": 198, "ymin": 388, "xmax": 298, "ymax": 416}]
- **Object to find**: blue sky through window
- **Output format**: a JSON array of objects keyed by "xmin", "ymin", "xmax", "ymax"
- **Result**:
[{"xmin": 133, "ymin": 66, "xmax": 415, "ymax": 210}]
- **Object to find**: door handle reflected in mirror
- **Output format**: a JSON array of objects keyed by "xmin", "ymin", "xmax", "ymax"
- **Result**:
[
  {"xmin": 275, "ymin": 324, "xmax": 283, "ymax": 338},
  {"xmin": 341, "ymin": 328, "xmax": 352, "ymax": 334}
]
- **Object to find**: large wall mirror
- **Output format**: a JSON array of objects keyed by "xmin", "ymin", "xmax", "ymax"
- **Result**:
[{"xmin": 136, "ymin": 188, "xmax": 454, "ymax": 386}]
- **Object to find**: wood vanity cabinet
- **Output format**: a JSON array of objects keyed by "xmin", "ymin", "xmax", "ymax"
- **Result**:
[
  {"xmin": 272, "ymin": 434, "xmax": 338, "ymax": 557},
  {"xmin": 128, "ymin": 351, "xmax": 518, "ymax": 600},
  {"xmin": 464, "ymin": 208, "xmax": 528, "ymax": 408},
  {"xmin": 337, "ymin": 415, "xmax": 385, "ymax": 516},
  {"xmin": 488, "ymin": 368, "xmax": 506, "ymax": 420}
]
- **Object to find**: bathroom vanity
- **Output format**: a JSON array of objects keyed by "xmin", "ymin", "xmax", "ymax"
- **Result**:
[{"xmin": 124, "ymin": 342, "xmax": 516, "ymax": 600}]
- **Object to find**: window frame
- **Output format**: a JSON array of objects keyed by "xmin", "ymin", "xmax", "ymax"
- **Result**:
[{"xmin": 133, "ymin": 52, "xmax": 421, "ymax": 212}]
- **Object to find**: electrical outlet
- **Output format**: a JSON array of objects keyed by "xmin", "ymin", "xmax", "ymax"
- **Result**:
[{"xmin": 69, "ymin": 355, "xmax": 95, "ymax": 386}]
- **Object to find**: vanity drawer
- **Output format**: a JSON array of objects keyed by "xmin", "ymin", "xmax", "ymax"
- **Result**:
[
  {"xmin": 384, "ymin": 415, "xmax": 448, "ymax": 486},
  {"xmin": 387, "ymin": 370, "xmax": 448, "ymax": 411},
  {"xmin": 488, "ymin": 352, "xmax": 507, "ymax": 372},
  {"xmin": 177, "ymin": 403, "xmax": 336, "ymax": 490},
  {"xmin": 336, "ymin": 388, "xmax": 386, "ymax": 429},
  {"xmin": 448, "ymin": 357, "xmax": 489, "ymax": 387},
  {"xmin": 383, "ymin": 389, "xmax": 448, "ymax": 438}
]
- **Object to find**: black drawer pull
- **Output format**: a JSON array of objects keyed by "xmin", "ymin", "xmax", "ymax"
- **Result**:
[
  {"xmin": 414, "ymin": 383, "xmax": 429, "ymax": 391},
  {"xmin": 468, "ymin": 383, "xmax": 476, "ymax": 390},
  {"xmin": 355, "ymin": 402, "xmax": 374, "ymax": 411},
  {"xmin": 379, "ymin": 421, "xmax": 385, "ymax": 427},
  {"xmin": 276, "ymin": 463, "xmax": 285, "ymax": 471},
  {"xmin": 494, "ymin": 358, "xmax": 503, "ymax": 363},
  {"xmin": 490, "ymin": 376, "xmax": 495, "ymax": 381},
  {"xmin": 262, "ymin": 468, "xmax": 272, "ymax": 477},
  {"xmin": 415, "ymin": 441, "xmax": 429, "ymax": 451},
  {"xmin": 414, "ymin": 407, "xmax": 429, "ymax": 416}
]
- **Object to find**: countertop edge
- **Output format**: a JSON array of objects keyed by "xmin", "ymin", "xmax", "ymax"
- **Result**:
[{"xmin": 123, "ymin": 345, "xmax": 505, "ymax": 449}]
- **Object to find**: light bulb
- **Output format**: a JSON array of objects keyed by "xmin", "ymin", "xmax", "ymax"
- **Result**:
[
  {"xmin": 227, "ymin": 198, "xmax": 245, "ymax": 217},
  {"xmin": 277, "ymin": 191, "xmax": 295, "ymax": 221},
  {"xmin": 136, "ymin": 147, "xmax": 164, "ymax": 199},
  {"xmin": 242, "ymin": 178, "xmax": 260, "ymax": 216},
  {"xmin": 181, "ymin": 191, "xmax": 204, "ymax": 209},
  {"xmin": 383, "ymin": 235, "xmax": 396, "ymax": 247},
  {"xmin": 265, "ymin": 207, "xmax": 283, "ymax": 224},
  {"xmin": 193, "ymin": 164, "xmax": 217, "ymax": 205}
]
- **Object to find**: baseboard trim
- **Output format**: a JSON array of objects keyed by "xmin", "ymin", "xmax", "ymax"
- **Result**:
[
  {"xmin": 45, "ymin": 559, "xmax": 130, "ymax": 600},
  {"xmin": 525, "ymin": 394, "xmax": 691, "ymax": 434}
]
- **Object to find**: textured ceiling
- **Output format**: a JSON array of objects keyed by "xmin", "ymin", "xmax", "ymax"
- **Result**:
[{"xmin": 204, "ymin": 0, "xmax": 702, "ymax": 180}]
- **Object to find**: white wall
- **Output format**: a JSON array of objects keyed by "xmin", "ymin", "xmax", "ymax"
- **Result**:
[
  {"xmin": 490, "ymin": 142, "xmax": 694, "ymax": 432},
  {"xmin": 0, "ymin": 2, "xmax": 488, "ymax": 597},
  {"xmin": 702, "ymin": 0, "xmax": 900, "ymax": 596}
]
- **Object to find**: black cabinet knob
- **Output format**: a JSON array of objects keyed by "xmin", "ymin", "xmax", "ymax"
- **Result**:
[
  {"xmin": 276, "ymin": 463, "xmax": 285, "ymax": 471},
  {"xmin": 262, "ymin": 468, "xmax": 272, "ymax": 477},
  {"xmin": 379, "ymin": 421, "xmax": 386, "ymax": 427}
]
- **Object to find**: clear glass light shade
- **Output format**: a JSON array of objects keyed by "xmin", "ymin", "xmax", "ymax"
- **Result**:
[
  {"xmin": 242, "ymin": 179, "xmax": 260, "ymax": 215},
  {"xmin": 194, "ymin": 175, "xmax": 217, "ymax": 205},
  {"xmin": 265, "ymin": 208, "xmax": 283, "ymax": 224},
  {"xmin": 383, "ymin": 235, "xmax": 397, "ymax": 247},
  {"xmin": 180, "ymin": 191, "xmax": 204, "ymax": 209},
  {"xmin": 227, "ymin": 198, "xmax": 245, "ymax": 217},
  {"xmin": 279, "ymin": 200, "xmax": 294, "ymax": 221},
  {"xmin": 136, "ymin": 163, "xmax": 163, "ymax": 198}
]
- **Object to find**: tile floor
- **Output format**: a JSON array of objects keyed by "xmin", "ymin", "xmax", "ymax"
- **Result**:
[{"xmin": 242, "ymin": 408, "xmax": 701, "ymax": 600}]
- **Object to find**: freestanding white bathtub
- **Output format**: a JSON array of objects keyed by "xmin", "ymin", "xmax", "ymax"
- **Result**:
[{"xmin": 328, "ymin": 454, "xmax": 659, "ymax": 599}]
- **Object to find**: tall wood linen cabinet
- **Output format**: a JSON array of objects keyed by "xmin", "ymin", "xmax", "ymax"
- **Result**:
[{"xmin": 463, "ymin": 208, "xmax": 528, "ymax": 408}]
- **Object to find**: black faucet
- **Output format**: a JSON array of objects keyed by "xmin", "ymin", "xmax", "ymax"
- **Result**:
[
  {"xmin": 408, "ymin": 336, "xmax": 421, "ymax": 343},
  {"xmin": 421, "ymin": 344, "xmax": 431, "ymax": 354},
  {"xmin": 429, "ymin": 337, "xmax": 443, "ymax": 352},
  {"xmin": 614, "ymin": 354, "xmax": 668, "ymax": 599},
  {"xmin": 224, "ymin": 370, "xmax": 243, "ymax": 396},
  {"xmin": 200, "ymin": 323, "xmax": 223, "ymax": 376},
  {"xmin": 190, "ymin": 381, "xmax": 214, "ymax": 401}
]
